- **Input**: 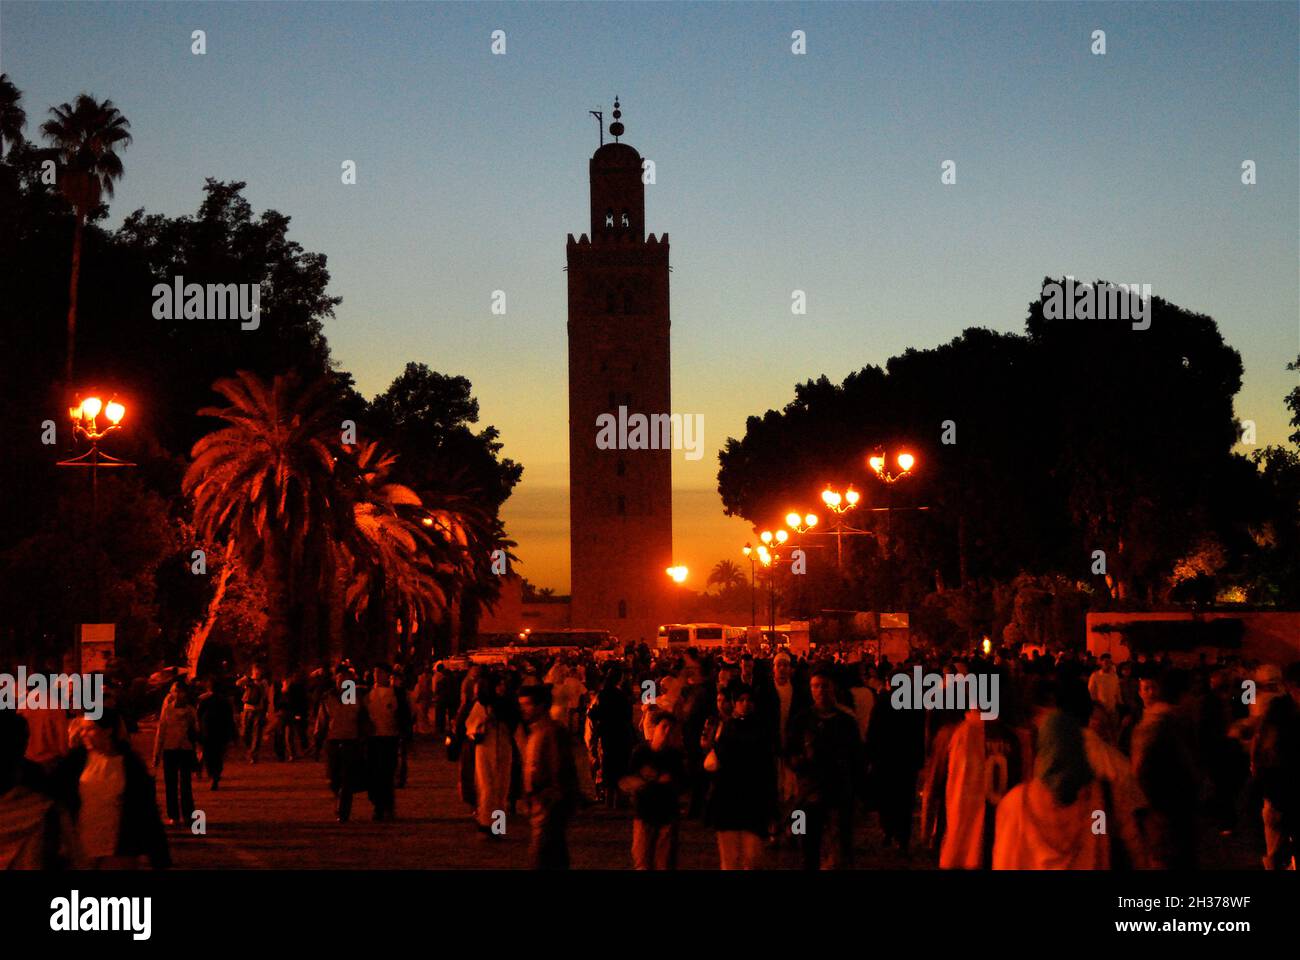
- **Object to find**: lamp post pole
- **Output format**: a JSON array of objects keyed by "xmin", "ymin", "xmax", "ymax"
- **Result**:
[
  {"xmin": 742, "ymin": 545, "xmax": 757, "ymax": 628},
  {"xmin": 756, "ymin": 529, "xmax": 787, "ymax": 634},
  {"xmin": 868, "ymin": 450, "xmax": 917, "ymax": 610},
  {"xmin": 57, "ymin": 394, "xmax": 134, "ymax": 658}
]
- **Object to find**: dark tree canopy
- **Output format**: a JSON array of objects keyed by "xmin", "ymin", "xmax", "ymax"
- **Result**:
[{"xmin": 717, "ymin": 280, "xmax": 1262, "ymax": 608}]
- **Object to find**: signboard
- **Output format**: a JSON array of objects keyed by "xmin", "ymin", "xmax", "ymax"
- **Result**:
[{"xmin": 79, "ymin": 623, "xmax": 115, "ymax": 675}]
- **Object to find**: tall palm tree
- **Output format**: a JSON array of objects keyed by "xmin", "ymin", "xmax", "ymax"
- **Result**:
[
  {"xmin": 183, "ymin": 371, "xmax": 338, "ymax": 677},
  {"xmin": 0, "ymin": 74, "xmax": 26, "ymax": 155},
  {"xmin": 707, "ymin": 558, "xmax": 746, "ymax": 593},
  {"xmin": 185, "ymin": 372, "xmax": 481, "ymax": 670},
  {"xmin": 40, "ymin": 94, "xmax": 131, "ymax": 382},
  {"xmin": 414, "ymin": 479, "xmax": 512, "ymax": 655},
  {"xmin": 337, "ymin": 440, "xmax": 461, "ymax": 659}
]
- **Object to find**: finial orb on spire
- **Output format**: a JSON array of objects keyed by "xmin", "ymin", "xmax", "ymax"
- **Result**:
[{"xmin": 609, "ymin": 95, "xmax": 625, "ymax": 140}]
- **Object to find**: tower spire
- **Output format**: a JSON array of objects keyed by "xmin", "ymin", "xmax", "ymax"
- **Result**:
[{"xmin": 609, "ymin": 96, "xmax": 624, "ymax": 142}]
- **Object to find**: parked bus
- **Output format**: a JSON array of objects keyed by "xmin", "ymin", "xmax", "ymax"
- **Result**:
[
  {"xmin": 469, "ymin": 628, "xmax": 618, "ymax": 663},
  {"xmin": 656, "ymin": 623, "xmax": 747, "ymax": 649}
]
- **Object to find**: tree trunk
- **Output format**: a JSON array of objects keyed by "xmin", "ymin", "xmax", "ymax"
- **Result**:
[
  {"xmin": 448, "ymin": 595, "xmax": 462, "ymax": 656},
  {"xmin": 65, "ymin": 215, "xmax": 83, "ymax": 383},
  {"xmin": 263, "ymin": 543, "xmax": 293, "ymax": 679},
  {"xmin": 185, "ymin": 541, "xmax": 236, "ymax": 678},
  {"xmin": 327, "ymin": 561, "xmax": 346, "ymax": 664}
]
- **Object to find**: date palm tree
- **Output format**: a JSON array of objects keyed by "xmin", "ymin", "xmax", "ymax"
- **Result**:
[
  {"xmin": 707, "ymin": 558, "xmax": 746, "ymax": 593},
  {"xmin": 0, "ymin": 74, "xmax": 26, "ymax": 155},
  {"xmin": 185, "ymin": 371, "xmax": 485, "ymax": 670},
  {"xmin": 40, "ymin": 94, "xmax": 131, "ymax": 382},
  {"xmin": 337, "ymin": 440, "xmax": 459, "ymax": 659},
  {"xmin": 183, "ymin": 371, "xmax": 338, "ymax": 677}
]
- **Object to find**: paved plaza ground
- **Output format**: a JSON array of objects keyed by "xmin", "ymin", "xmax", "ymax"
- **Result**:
[{"xmin": 132, "ymin": 726, "xmax": 1262, "ymax": 870}]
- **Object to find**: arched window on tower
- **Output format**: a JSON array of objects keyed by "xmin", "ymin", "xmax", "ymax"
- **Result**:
[
  {"xmin": 618, "ymin": 599, "xmax": 627, "ymax": 619},
  {"xmin": 616, "ymin": 458, "xmax": 625, "ymax": 477},
  {"xmin": 621, "ymin": 210, "xmax": 630, "ymax": 228},
  {"xmin": 605, "ymin": 208, "xmax": 614, "ymax": 228},
  {"xmin": 617, "ymin": 495, "xmax": 626, "ymax": 516}
]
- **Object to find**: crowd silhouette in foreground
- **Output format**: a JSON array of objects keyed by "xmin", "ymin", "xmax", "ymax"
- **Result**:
[{"xmin": 1, "ymin": 642, "xmax": 1297, "ymax": 871}]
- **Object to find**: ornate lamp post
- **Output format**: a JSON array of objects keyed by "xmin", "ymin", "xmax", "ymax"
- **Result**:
[
  {"xmin": 820, "ymin": 486, "xmax": 863, "ymax": 569},
  {"xmin": 757, "ymin": 528, "xmax": 788, "ymax": 632},
  {"xmin": 785, "ymin": 511, "xmax": 818, "ymax": 534},
  {"xmin": 868, "ymin": 450, "xmax": 915, "ymax": 484},
  {"xmin": 741, "ymin": 544, "xmax": 758, "ymax": 627},
  {"xmin": 58, "ymin": 395, "xmax": 133, "ymax": 517},
  {"xmin": 57, "ymin": 393, "xmax": 134, "ymax": 641},
  {"xmin": 867, "ymin": 449, "xmax": 918, "ymax": 607}
]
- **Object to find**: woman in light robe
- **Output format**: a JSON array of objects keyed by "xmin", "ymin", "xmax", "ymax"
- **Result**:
[
  {"xmin": 465, "ymin": 674, "xmax": 514, "ymax": 836},
  {"xmin": 933, "ymin": 710, "xmax": 1023, "ymax": 869}
]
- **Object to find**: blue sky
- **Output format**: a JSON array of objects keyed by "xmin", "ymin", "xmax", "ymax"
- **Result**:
[{"xmin": 4, "ymin": 1, "xmax": 1297, "ymax": 591}]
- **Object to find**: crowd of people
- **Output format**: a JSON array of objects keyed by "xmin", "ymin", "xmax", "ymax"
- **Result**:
[{"xmin": 1, "ymin": 642, "xmax": 1297, "ymax": 871}]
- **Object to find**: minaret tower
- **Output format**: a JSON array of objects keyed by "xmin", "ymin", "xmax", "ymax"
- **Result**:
[{"xmin": 566, "ymin": 99, "xmax": 673, "ymax": 644}]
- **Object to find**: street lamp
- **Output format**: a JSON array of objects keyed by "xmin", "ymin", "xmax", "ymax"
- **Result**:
[
  {"xmin": 756, "ymin": 529, "xmax": 788, "ymax": 633},
  {"xmin": 785, "ymin": 511, "xmax": 818, "ymax": 534},
  {"xmin": 868, "ymin": 450, "xmax": 916, "ymax": 484},
  {"xmin": 821, "ymin": 486, "xmax": 860, "ymax": 513},
  {"xmin": 59, "ymin": 394, "xmax": 135, "ymax": 516},
  {"xmin": 742, "ymin": 543, "xmax": 758, "ymax": 627},
  {"xmin": 57, "ymin": 392, "xmax": 136, "ymax": 645},
  {"xmin": 819, "ymin": 486, "xmax": 864, "ymax": 569},
  {"xmin": 665, "ymin": 565, "xmax": 688, "ymax": 584},
  {"xmin": 867, "ymin": 449, "xmax": 919, "ymax": 609}
]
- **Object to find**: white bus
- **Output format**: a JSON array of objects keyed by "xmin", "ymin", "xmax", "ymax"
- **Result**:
[{"xmin": 656, "ymin": 623, "xmax": 747, "ymax": 649}]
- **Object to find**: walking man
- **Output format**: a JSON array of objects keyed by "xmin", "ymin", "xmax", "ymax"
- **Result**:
[{"xmin": 516, "ymin": 684, "xmax": 578, "ymax": 869}]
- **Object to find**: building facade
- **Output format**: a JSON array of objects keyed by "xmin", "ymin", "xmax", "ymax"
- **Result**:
[{"xmin": 566, "ymin": 102, "xmax": 673, "ymax": 645}]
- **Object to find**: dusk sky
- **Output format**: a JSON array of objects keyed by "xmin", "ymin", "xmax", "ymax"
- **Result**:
[{"xmin": 4, "ymin": 1, "xmax": 1296, "ymax": 592}]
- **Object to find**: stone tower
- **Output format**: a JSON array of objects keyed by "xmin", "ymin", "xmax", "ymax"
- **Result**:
[{"xmin": 566, "ymin": 99, "xmax": 673, "ymax": 645}]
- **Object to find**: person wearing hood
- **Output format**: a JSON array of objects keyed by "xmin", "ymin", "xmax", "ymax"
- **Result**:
[{"xmin": 992, "ymin": 710, "xmax": 1110, "ymax": 870}]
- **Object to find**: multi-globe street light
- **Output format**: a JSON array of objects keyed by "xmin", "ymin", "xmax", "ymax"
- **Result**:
[
  {"xmin": 868, "ymin": 450, "xmax": 915, "ymax": 484},
  {"xmin": 741, "ymin": 543, "xmax": 758, "ymax": 627},
  {"xmin": 818, "ymin": 485, "xmax": 866, "ymax": 569},
  {"xmin": 57, "ymin": 393, "xmax": 135, "ymax": 634},
  {"xmin": 58, "ymin": 394, "xmax": 134, "ymax": 517},
  {"xmin": 754, "ymin": 528, "xmax": 788, "ymax": 632},
  {"xmin": 785, "ymin": 511, "xmax": 818, "ymax": 534}
]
